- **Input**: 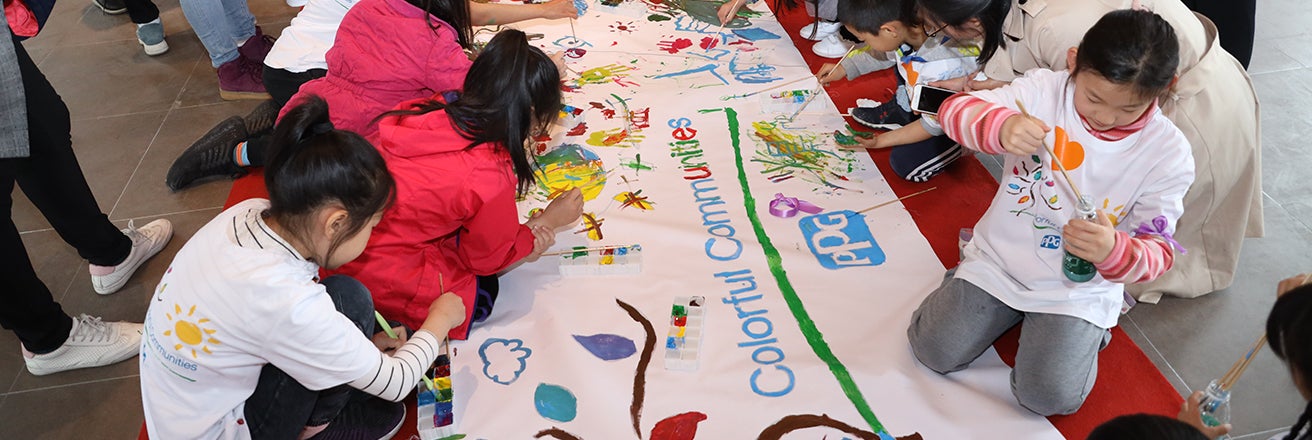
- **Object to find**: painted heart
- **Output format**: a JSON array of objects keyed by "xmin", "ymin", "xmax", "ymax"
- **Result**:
[{"xmin": 1050, "ymin": 126, "xmax": 1085, "ymax": 171}]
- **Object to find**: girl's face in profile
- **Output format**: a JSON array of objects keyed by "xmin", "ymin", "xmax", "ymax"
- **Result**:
[
  {"xmin": 322, "ymin": 212, "xmax": 384, "ymax": 270},
  {"xmin": 920, "ymin": 12, "xmax": 985, "ymax": 42}
]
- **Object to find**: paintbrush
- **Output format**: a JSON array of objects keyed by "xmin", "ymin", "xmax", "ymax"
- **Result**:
[
  {"xmin": 787, "ymin": 45, "xmax": 860, "ymax": 122},
  {"xmin": 709, "ymin": 0, "xmax": 742, "ymax": 52},
  {"xmin": 1015, "ymin": 100, "xmax": 1086, "ymax": 202},
  {"xmin": 569, "ymin": 18, "xmax": 578, "ymax": 44},
  {"xmin": 847, "ymin": 187, "xmax": 938, "ymax": 216},
  {"xmin": 542, "ymin": 244, "xmax": 634, "ymax": 256},
  {"xmin": 1218, "ymin": 334, "xmax": 1267, "ymax": 391}
]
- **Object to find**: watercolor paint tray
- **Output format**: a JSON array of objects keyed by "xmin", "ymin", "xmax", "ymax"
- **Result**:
[
  {"xmin": 558, "ymin": 244, "xmax": 642, "ymax": 276},
  {"xmin": 663, "ymin": 296, "xmax": 706, "ymax": 371}
]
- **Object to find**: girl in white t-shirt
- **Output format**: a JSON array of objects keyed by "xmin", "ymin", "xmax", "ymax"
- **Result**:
[
  {"xmin": 141, "ymin": 97, "xmax": 468, "ymax": 440},
  {"xmin": 906, "ymin": 9, "xmax": 1195, "ymax": 416}
]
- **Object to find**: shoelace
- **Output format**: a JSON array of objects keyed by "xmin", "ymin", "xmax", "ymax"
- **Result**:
[
  {"xmin": 124, "ymin": 219, "xmax": 147, "ymax": 247},
  {"xmin": 69, "ymin": 315, "xmax": 115, "ymax": 343}
]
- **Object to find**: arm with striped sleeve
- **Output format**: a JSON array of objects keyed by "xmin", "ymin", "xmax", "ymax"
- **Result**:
[
  {"xmin": 348, "ymin": 330, "xmax": 443, "ymax": 402},
  {"xmin": 1094, "ymin": 231, "xmax": 1175, "ymax": 284},
  {"xmin": 938, "ymin": 93, "xmax": 1019, "ymax": 155}
]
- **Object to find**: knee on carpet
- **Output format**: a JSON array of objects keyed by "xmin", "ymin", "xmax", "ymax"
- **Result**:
[{"xmin": 1012, "ymin": 375, "xmax": 1088, "ymax": 416}]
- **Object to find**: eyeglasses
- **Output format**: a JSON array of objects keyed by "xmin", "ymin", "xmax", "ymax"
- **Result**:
[{"xmin": 927, "ymin": 23, "xmax": 949, "ymax": 37}]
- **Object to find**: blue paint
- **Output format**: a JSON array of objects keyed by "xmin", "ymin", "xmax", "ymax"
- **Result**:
[
  {"xmin": 572, "ymin": 333, "xmax": 637, "ymax": 360},
  {"xmin": 797, "ymin": 210, "xmax": 886, "ymax": 269},
  {"xmin": 731, "ymin": 28, "xmax": 781, "ymax": 41},
  {"xmin": 652, "ymin": 63, "xmax": 730, "ymax": 85},
  {"xmin": 573, "ymin": 0, "xmax": 588, "ymax": 17},
  {"xmin": 479, "ymin": 338, "xmax": 532, "ymax": 385},
  {"xmin": 534, "ymin": 383, "xmax": 578, "ymax": 422}
]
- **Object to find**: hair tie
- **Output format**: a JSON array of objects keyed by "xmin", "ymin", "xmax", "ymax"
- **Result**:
[{"xmin": 309, "ymin": 121, "xmax": 335, "ymax": 136}]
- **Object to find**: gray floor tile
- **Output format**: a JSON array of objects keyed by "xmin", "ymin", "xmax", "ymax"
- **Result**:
[
  {"xmin": 8, "ymin": 209, "xmax": 219, "ymax": 394},
  {"xmin": 40, "ymin": 36, "xmax": 205, "ymax": 121},
  {"xmin": 1128, "ymin": 197, "xmax": 1312, "ymax": 436},
  {"xmin": 1247, "ymin": 40, "xmax": 1304, "ymax": 75},
  {"xmin": 1121, "ymin": 316, "xmax": 1191, "ymax": 397},
  {"xmin": 1266, "ymin": 37, "xmax": 1312, "ymax": 71},
  {"xmin": 1255, "ymin": 0, "xmax": 1312, "ymax": 41},
  {"xmin": 0, "ymin": 377, "xmax": 144, "ymax": 439},
  {"xmin": 108, "ymin": 103, "xmax": 247, "ymax": 220},
  {"xmin": 10, "ymin": 111, "xmax": 169, "ymax": 233},
  {"xmin": 16, "ymin": 0, "xmax": 93, "ymax": 54},
  {"xmin": 1251, "ymin": 68, "xmax": 1312, "ymax": 204}
]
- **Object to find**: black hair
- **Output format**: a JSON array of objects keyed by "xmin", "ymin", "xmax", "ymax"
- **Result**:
[
  {"xmin": 379, "ymin": 29, "xmax": 561, "ymax": 196},
  {"xmin": 265, "ymin": 96, "xmax": 396, "ymax": 263},
  {"xmin": 405, "ymin": 0, "xmax": 473, "ymax": 50},
  {"xmin": 1086, "ymin": 414, "xmax": 1208, "ymax": 440},
  {"xmin": 1072, "ymin": 9, "xmax": 1179, "ymax": 101},
  {"xmin": 1268, "ymin": 283, "xmax": 1312, "ymax": 440},
  {"xmin": 915, "ymin": 0, "xmax": 1009, "ymax": 65},
  {"xmin": 838, "ymin": 0, "xmax": 919, "ymax": 35}
]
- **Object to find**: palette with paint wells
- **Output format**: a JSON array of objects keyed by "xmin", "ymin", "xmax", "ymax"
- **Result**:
[
  {"xmin": 663, "ymin": 296, "xmax": 706, "ymax": 371},
  {"xmin": 557, "ymin": 244, "xmax": 642, "ymax": 276},
  {"xmin": 417, "ymin": 351, "xmax": 457, "ymax": 440}
]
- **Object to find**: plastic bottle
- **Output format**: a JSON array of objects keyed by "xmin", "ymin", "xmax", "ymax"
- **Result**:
[
  {"xmin": 1198, "ymin": 379, "xmax": 1232, "ymax": 440},
  {"xmin": 1062, "ymin": 195, "xmax": 1098, "ymax": 282}
]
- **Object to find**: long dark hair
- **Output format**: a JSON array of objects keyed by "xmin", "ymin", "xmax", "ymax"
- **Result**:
[
  {"xmin": 1072, "ymin": 9, "xmax": 1179, "ymax": 100},
  {"xmin": 405, "ymin": 0, "xmax": 473, "ymax": 50},
  {"xmin": 265, "ymin": 96, "xmax": 396, "ymax": 261},
  {"xmin": 379, "ymin": 29, "xmax": 561, "ymax": 195},
  {"xmin": 1085, "ymin": 414, "xmax": 1207, "ymax": 440},
  {"xmin": 915, "ymin": 0, "xmax": 1009, "ymax": 64},
  {"xmin": 1269, "ymin": 283, "xmax": 1312, "ymax": 440}
]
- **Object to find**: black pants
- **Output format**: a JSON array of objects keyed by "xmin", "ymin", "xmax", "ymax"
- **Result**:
[
  {"xmin": 262, "ymin": 65, "xmax": 326, "ymax": 110},
  {"xmin": 0, "ymin": 38, "xmax": 131, "ymax": 353},
  {"xmin": 1183, "ymin": 0, "xmax": 1255, "ymax": 68},
  {"xmin": 123, "ymin": 0, "xmax": 161, "ymax": 25},
  {"xmin": 244, "ymin": 275, "xmax": 376, "ymax": 439}
]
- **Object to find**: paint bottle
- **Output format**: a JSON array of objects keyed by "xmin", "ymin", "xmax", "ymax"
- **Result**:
[
  {"xmin": 1198, "ymin": 379, "xmax": 1232, "ymax": 440},
  {"xmin": 1062, "ymin": 196, "xmax": 1098, "ymax": 283}
]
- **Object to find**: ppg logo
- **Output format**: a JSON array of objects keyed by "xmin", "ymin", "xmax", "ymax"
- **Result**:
[
  {"xmin": 1040, "ymin": 234, "xmax": 1062, "ymax": 249},
  {"xmin": 798, "ymin": 210, "xmax": 885, "ymax": 269}
]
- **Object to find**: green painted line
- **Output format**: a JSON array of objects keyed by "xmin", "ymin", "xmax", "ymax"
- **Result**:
[{"xmin": 713, "ymin": 107, "xmax": 886, "ymax": 434}]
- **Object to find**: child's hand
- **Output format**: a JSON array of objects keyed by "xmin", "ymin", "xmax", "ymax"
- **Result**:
[
  {"xmin": 999, "ymin": 114, "xmax": 1049, "ymax": 156},
  {"xmin": 1177, "ymin": 391, "xmax": 1232, "ymax": 438},
  {"xmin": 549, "ymin": 51, "xmax": 568, "ymax": 77},
  {"xmin": 817, "ymin": 63, "xmax": 846, "ymax": 85},
  {"xmin": 929, "ymin": 75, "xmax": 968, "ymax": 92},
  {"xmin": 716, "ymin": 0, "xmax": 745, "ymax": 25},
  {"xmin": 539, "ymin": 188, "xmax": 585, "ymax": 229},
  {"xmin": 837, "ymin": 134, "xmax": 883, "ymax": 150},
  {"xmin": 538, "ymin": 0, "xmax": 579, "ymax": 19},
  {"xmin": 371, "ymin": 326, "xmax": 408, "ymax": 354},
  {"xmin": 1277, "ymin": 273, "xmax": 1312, "ymax": 297},
  {"xmin": 522, "ymin": 225, "xmax": 557, "ymax": 262},
  {"xmin": 421, "ymin": 293, "xmax": 466, "ymax": 336},
  {"xmin": 1062, "ymin": 210, "xmax": 1117, "ymax": 264}
]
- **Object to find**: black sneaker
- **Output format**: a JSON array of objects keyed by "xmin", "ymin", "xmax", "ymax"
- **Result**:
[
  {"xmin": 310, "ymin": 395, "xmax": 406, "ymax": 440},
  {"xmin": 851, "ymin": 100, "xmax": 914, "ymax": 130},
  {"xmin": 166, "ymin": 117, "xmax": 248, "ymax": 191},
  {"xmin": 91, "ymin": 0, "xmax": 126, "ymax": 14},
  {"xmin": 243, "ymin": 99, "xmax": 279, "ymax": 138}
]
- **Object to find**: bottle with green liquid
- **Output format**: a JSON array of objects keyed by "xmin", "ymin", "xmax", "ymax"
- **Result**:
[
  {"xmin": 1062, "ymin": 195, "xmax": 1098, "ymax": 283},
  {"xmin": 1198, "ymin": 379, "xmax": 1232, "ymax": 439}
]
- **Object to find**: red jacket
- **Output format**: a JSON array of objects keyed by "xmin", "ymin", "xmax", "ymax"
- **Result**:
[
  {"xmin": 330, "ymin": 97, "xmax": 536, "ymax": 339},
  {"xmin": 281, "ymin": 0, "xmax": 472, "ymax": 138}
]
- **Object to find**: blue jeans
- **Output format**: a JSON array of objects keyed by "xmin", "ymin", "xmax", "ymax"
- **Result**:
[
  {"xmin": 177, "ymin": 0, "xmax": 255, "ymax": 67},
  {"xmin": 243, "ymin": 275, "xmax": 375, "ymax": 438}
]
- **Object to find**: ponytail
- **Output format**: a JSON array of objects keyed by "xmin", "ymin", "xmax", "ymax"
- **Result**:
[
  {"xmin": 1268, "ymin": 284, "xmax": 1312, "ymax": 440},
  {"xmin": 265, "ymin": 96, "xmax": 396, "ymax": 260},
  {"xmin": 1287, "ymin": 400, "xmax": 1312, "ymax": 440}
]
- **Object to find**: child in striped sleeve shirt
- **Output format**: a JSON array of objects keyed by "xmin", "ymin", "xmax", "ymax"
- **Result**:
[{"xmin": 906, "ymin": 9, "xmax": 1195, "ymax": 416}]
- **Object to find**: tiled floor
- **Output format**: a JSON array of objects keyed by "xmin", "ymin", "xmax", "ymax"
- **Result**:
[{"xmin": 1, "ymin": 0, "xmax": 1309, "ymax": 437}]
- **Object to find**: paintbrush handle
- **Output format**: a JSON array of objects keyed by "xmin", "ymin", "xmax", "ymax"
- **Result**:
[
  {"xmin": 738, "ymin": 76, "xmax": 816, "ymax": 98},
  {"xmin": 854, "ymin": 187, "xmax": 938, "ymax": 214},
  {"xmin": 1014, "ymin": 100, "xmax": 1086, "ymax": 202},
  {"xmin": 1221, "ymin": 334, "xmax": 1267, "ymax": 390}
]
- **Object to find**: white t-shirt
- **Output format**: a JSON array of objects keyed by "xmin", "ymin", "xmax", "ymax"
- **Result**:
[
  {"xmin": 263, "ymin": 0, "xmax": 359, "ymax": 73},
  {"xmin": 140, "ymin": 199, "xmax": 381, "ymax": 440},
  {"xmin": 954, "ymin": 69, "xmax": 1195, "ymax": 328}
]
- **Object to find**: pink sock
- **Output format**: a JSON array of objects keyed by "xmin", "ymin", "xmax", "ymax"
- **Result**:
[{"xmin": 299, "ymin": 423, "xmax": 329, "ymax": 440}]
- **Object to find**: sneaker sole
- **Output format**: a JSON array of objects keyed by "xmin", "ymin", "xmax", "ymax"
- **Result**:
[
  {"xmin": 141, "ymin": 40, "xmax": 169, "ymax": 56},
  {"xmin": 219, "ymin": 90, "xmax": 273, "ymax": 101},
  {"xmin": 90, "ymin": 0, "xmax": 127, "ymax": 14}
]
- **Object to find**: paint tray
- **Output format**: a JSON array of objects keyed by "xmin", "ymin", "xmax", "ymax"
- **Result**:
[
  {"xmin": 417, "ymin": 351, "xmax": 457, "ymax": 440},
  {"xmin": 558, "ymin": 244, "xmax": 643, "ymax": 276},
  {"xmin": 663, "ymin": 296, "xmax": 706, "ymax": 371}
]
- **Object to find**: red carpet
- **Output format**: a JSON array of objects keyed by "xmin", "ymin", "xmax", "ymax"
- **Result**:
[{"xmin": 142, "ymin": 7, "xmax": 1182, "ymax": 440}]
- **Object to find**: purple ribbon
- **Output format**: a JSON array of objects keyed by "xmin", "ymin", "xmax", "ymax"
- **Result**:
[
  {"xmin": 769, "ymin": 193, "xmax": 823, "ymax": 218},
  {"xmin": 1134, "ymin": 215, "xmax": 1186, "ymax": 254}
]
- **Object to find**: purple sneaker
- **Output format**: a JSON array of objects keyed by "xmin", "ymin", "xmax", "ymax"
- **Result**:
[
  {"xmin": 238, "ymin": 26, "xmax": 276, "ymax": 64},
  {"xmin": 217, "ymin": 57, "xmax": 270, "ymax": 101}
]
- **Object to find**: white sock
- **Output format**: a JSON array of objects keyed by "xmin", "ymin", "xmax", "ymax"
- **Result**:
[{"xmin": 136, "ymin": 17, "xmax": 160, "ymax": 28}]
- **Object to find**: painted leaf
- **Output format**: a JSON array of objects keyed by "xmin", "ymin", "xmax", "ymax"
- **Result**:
[
  {"xmin": 1048, "ymin": 195, "xmax": 1058, "ymax": 204},
  {"xmin": 1012, "ymin": 166, "xmax": 1019, "ymax": 175},
  {"xmin": 1007, "ymin": 183, "xmax": 1020, "ymax": 190},
  {"xmin": 1045, "ymin": 180, "xmax": 1055, "ymax": 187},
  {"xmin": 573, "ymin": 333, "xmax": 637, "ymax": 360},
  {"xmin": 650, "ymin": 412, "xmax": 708, "ymax": 440},
  {"xmin": 1018, "ymin": 196, "xmax": 1031, "ymax": 204},
  {"xmin": 534, "ymin": 383, "xmax": 578, "ymax": 422}
]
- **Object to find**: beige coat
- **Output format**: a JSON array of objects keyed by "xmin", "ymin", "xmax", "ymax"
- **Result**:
[{"xmin": 979, "ymin": 0, "xmax": 1262, "ymax": 301}]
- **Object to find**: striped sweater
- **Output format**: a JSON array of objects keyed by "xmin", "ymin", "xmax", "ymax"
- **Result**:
[{"xmin": 940, "ymin": 69, "xmax": 1194, "ymax": 328}]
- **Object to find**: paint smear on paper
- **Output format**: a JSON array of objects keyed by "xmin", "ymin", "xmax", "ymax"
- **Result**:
[
  {"xmin": 732, "ymin": 28, "xmax": 782, "ymax": 41},
  {"xmin": 573, "ymin": 333, "xmax": 638, "ymax": 360},
  {"xmin": 650, "ymin": 412, "xmax": 708, "ymax": 440},
  {"xmin": 534, "ymin": 383, "xmax": 578, "ymax": 422},
  {"xmin": 614, "ymin": 190, "xmax": 654, "ymax": 210},
  {"xmin": 535, "ymin": 144, "xmax": 607, "ymax": 201}
]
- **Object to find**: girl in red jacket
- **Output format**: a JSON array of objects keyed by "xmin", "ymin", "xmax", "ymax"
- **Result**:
[{"xmin": 329, "ymin": 29, "xmax": 584, "ymax": 340}]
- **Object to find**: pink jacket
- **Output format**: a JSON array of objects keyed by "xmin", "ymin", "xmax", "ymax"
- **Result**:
[
  {"xmin": 282, "ymin": 0, "xmax": 472, "ymax": 139},
  {"xmin": 329, "ymin": 97, "xmax": 535, "ymax": 340}
]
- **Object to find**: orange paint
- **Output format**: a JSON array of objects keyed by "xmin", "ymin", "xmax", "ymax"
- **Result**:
[{"xmin": 1050, "ymin": 126, "xmax": 1086, "ymax": 171}]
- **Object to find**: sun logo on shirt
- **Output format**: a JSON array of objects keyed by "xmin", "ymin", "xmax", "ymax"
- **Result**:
[{"xmin": 164, "ymin": 304, "xmax": 220, "ymax": 359}]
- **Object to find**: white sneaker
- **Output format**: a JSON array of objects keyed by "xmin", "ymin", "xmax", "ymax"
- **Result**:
[
  {"xmin": 90, "ymin": 219, "xmax": 173, "ymax": 295},
  {"xmin": 813, "ymin": 34, "xmax": 854, "ymax": 58},
  {"xmin": 22, "ymin": 314, "xmax": 143, "ymax": 376},
  {"xmin": 799, "ymin": 20, "xmax": 841, "ymax": 41}
]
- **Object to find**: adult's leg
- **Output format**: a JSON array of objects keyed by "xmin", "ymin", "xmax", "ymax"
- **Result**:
[
  {"xmin": 177, "ymin": 0, "xmax": 242, "ymax": 67},
  {"xmin": 906, "ymin": 276, "xmax": 1022, "ymax": 374},
  {"xmin": 1010, "ymin": 312, "xmax": 1108, "ymax": 416},
  {"xmin": 220, "ymin": 0, "xmax": 257, "ymax": 47},
  {"xmin": 888, "ymin": 134, "xmax": 963, "ymax": 182},
  {"xmin": 244, "ymin": 275, "xmax": 374, "ymax": 438},
  {"xmin": 0, "ymin": 173, "xmax": 73, "ymax": 353},
  {"xmin": 1182, "ymin": 0, "xmax": 1255, "ymax": 68},
  {"xmin": 122, "ymin": 0, "xmax": 160, "ymax": 24}
]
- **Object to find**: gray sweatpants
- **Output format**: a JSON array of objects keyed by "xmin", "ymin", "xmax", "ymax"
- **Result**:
[{"xmin": 906, "ymin": 276, "xmax": 1111, "ymax": 416}]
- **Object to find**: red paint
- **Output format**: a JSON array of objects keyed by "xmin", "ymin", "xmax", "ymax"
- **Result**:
[
  {"xmin": 565, "ymin": 48, "xmax": 587, "ymax": 58},
  {"xmin": 658, "ymin": 38, "xmax": 693, "ymax": 54},
  {"xmin": 589, "ymin": 101, "xmax": 607, "ymax": 109},
  {"xmin": 698, "ymin": 36, "xmax": 718, "ymax": 50},
  {"xmin": 567, "ymin": 123, "xmax": 588, "ymax": 136},
  {"xmin": 601, "ymin": 109, "xmax": 617, "ymax": 119},
  {"xmin": 650, "ymin": 412, "xmax": 707, "ymax": 440}
]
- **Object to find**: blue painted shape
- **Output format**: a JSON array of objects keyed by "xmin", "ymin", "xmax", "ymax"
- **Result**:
[
  {"xmin": 651, "ymin": 63, "xmax": 730, "ymax": 85},
  {"xmin": 534, "ymin": 383, "xmax": 578, "ymax": 422},
  {"xmin": 479, "ymin": 338, "xmax": 532, "ymax": 385},
  {"xmin": 572, "ymin": 333, "xmax": 637, "ymax": 360},
  {"xmin": 666, "ymin": 336, "xmax": 678, "ymax": 349},
  {"xmin": 731, "ymin": 28, "xmax": 782, "ymax": 41},
  {"xmin": 573, "ymin": 0, "xmax": 588, "ymax": 16},
  {"xmin": 798, "ymin": 210, "xmax": 886, "ymax": 269}
]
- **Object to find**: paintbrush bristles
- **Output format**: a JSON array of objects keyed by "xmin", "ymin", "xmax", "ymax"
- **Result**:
[{"xmin": 1014, "ymin": 100, "xmax": 1086, "ymax": 202}]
